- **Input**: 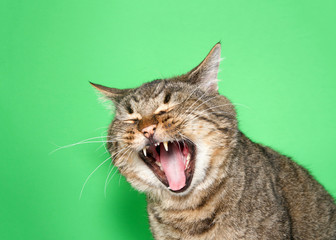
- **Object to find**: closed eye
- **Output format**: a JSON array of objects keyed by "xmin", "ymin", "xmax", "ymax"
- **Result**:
[
  {"xmin": 154, "ymin": 105, "xmax": 175, "ymax": 115},
  {"xmin": 124, "ymin": 119, "xmax": 139, "ymax": 124},
  {"xmin": 156, "ymin": 110, "xmax": 167, "ymax": 115}
]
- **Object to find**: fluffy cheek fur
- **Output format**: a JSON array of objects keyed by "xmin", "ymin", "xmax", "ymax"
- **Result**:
[
  {"xmin": 110, "ymin": 130, "xmax": 165, "ymax": 193},
  {"xmin": 180, "ymin": 118, "xmax": 236, "ymax": 195},
  {"xmin": 125, "ymin": 152, "xmax": 163, "ymax": 192}
]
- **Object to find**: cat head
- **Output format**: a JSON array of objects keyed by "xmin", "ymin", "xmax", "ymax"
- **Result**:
[{"xmin": 91, "ymin": 43, "xmax": 238, "ymax": 197}]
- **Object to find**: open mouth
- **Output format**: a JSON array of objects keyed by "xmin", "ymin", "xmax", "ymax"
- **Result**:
[{"xmin": 138, "ymin": 140, "xmax": 196, "ymax": 193}]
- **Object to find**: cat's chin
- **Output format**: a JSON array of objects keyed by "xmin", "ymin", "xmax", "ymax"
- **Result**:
[{"xmin": 138, "ymin": 140, "xmax": 196, "ymax": 193}]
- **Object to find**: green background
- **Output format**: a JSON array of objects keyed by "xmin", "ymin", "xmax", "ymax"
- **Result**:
[{"xmin": 1, "ymin": 0, "xmax": 335, "ymax": 239}]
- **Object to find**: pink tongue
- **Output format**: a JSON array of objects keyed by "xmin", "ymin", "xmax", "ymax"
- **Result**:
[{"xmin": 160, "ymin": 143, "xmax": 186, "ymax": 191}]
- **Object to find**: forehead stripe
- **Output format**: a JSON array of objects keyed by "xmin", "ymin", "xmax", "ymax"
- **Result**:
[{"xmin": 131, "ymin": 95, "xmax": 139, "ymax": 103}]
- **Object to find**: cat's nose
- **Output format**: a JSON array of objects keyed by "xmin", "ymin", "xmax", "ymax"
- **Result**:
[{"xmin": 141, "ymin": 124, "xmax": 157, "ymax": 139}]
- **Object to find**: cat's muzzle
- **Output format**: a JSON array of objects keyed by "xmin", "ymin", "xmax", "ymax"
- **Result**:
[{"xmin": 138, "ymin": 140, "xmax": 196, "ymax": 193}]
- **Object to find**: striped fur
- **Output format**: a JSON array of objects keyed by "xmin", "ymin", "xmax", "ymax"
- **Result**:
[{"xmin": 92, "ymin": 43, "xmax": 336, "ymax": 239}]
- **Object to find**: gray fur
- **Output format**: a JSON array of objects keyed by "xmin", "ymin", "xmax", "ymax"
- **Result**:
[{"xmin": 92, "ymin": 43, "xmax": 336, "ymax": 239}]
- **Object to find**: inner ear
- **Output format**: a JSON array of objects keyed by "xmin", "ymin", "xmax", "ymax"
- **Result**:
[{"xmin": 186, "ymin": 43, "xmax": 221, "ymax": 93}]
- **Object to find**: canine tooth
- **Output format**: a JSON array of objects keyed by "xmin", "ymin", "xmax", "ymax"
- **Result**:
[
  {"xmin": 163, "ymin": 141, "xmax": 168, "ymax": 151},
  {"xmin": 143, "ymin": 148, "xmax": 147, "ymax": 157}
]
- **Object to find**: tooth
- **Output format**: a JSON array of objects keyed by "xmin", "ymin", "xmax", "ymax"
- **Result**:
[
  {"xmin": 185, "ymin": 154, "xmax": 191, "ymax": 168},
  {"xmin": 187, "ymin": 154, "xmax": 191, "ymax": 161},
  {"xmin": 143, "ymin": 148, "xmax": 147, "ymax": 157},
  {"xmin": 163, "ymin": 141, "xmax": 168, "ymax": 151},
  {"xmin": 155, "ymin": 161, "xmax": 162, "ymax": 170}
]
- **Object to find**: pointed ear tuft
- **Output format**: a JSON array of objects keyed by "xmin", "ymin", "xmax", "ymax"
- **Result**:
[
  {"xmin": 89, "ymin": 82, "xmax": 128, "ymax": 103},
  {"xmin": 187, "ymin": 42, "xmax": 222, "ymax": 93}
]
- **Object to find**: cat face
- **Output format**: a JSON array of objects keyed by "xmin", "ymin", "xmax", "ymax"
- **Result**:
[{"xmin": 91, "ymin": 43, "xmax": 237, "ymax": 196}]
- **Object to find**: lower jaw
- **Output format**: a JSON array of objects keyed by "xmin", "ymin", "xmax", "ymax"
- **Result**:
[{"xmin": 168, "ymin": 182, "xmax": 191, "ymax": 193}]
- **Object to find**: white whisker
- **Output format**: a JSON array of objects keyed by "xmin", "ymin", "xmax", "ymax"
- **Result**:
[
  {"xmin": 104, "ymin": 146, "xmax": 132, "ymax": 197},
  {"xmin": 185, "ymin": 105, "xmax": 236, "ymax": 123},
  {"xmin": 79, "ymin": 156, "xmax": 111, "ymax": 199},
  {"xmin": 175, "ymin": 84, "xmax": 203, "ymax": 110},
  {"xmin": 50, "ymin": 137, "xmax": 123, "ymax": 154},
  {"xmin": 183, "ymin": 95, "xmax": 219, "ymax": 120},
  {"xmin": 184, "ymin": 90, "xmax": 209, "ymax": 115}
]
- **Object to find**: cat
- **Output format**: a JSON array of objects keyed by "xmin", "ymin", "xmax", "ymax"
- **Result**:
[{"xmin": 90, "ymin": 43, "xmax": 336, "ymax": 240}]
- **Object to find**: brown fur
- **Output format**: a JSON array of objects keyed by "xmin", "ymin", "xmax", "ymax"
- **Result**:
[{"xmin": 91, "ymin": 43, "xmax": 336, "ymax": 239}]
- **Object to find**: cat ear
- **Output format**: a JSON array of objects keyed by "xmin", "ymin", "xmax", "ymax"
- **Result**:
[
  {"xmin": 89, "ymin": 82, "xmax": 129, "ymax": 103},
  {"xmin": 186, "ymin": 42, "xmax": 221, "ymax": 93}
]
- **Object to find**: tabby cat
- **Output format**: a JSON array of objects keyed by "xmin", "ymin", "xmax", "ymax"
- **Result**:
[{"xmin": 91, "ymin": 43, "xmax": 336, "ymax": 239}]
